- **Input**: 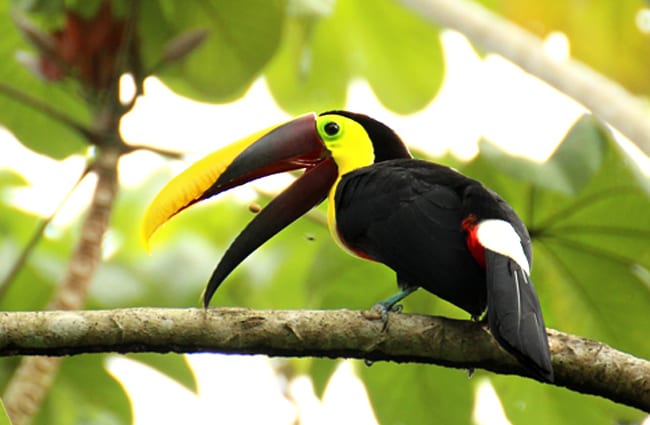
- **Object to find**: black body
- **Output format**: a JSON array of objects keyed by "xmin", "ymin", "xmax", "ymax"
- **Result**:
[
  {"xmin": 335, "ymin": 159, "xmax": 553, "ymax": 381},
  {"xmin": 335, "ymin": 160, "xmax": 488, "ymax": 315}
]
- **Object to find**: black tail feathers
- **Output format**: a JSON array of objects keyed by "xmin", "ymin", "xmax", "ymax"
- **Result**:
[{"xmin": 485, "ymin": 250, "xmax": 554, "ymax": 382}]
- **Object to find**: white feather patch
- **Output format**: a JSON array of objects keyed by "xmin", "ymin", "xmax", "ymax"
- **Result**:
[{"xmin": 476, "ymin": 219, "xmax": 530, "ymax": 275}]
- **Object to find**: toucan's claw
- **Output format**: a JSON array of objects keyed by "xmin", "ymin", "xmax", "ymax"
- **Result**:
[
  {"xmin": 371, "ymin": 300, "xmax": 405, "ymax": 331},
  {"xmin": 370, "ymin": 286, "xmax": 417, "ymax": 329},
  {"xmin": 390, "ymin": 303, "xmax": 404, "ymax": 314},
  {"xmin": 371, "ymin": 302, "xmax": 390, "ymax": 331}
]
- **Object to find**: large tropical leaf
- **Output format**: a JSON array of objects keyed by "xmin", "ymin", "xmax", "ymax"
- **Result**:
[
  {"xmin": 362, "ymin": 363, "xmax": 474, "ymax": 425},
  {"xmin": 126, "ymin": 353, "xmax": 197, "ymax": 393},
  {"xmin": 461, "ymin": 115, "xmax": 648, "ymax": 424},
  {"xmin": 34, "ymin": 356, "xmax": 132, "ymax": 425},
  {"xmin": 138, "ymin": 0, "xmax": 285, "ymax": 103},
  {"xmin": 265, "ymin": 0, "xmax": 444, "ymax": 114},
  {"xmin": 466, "ymin": 115, "xmax": 650, "ymax": 357}
]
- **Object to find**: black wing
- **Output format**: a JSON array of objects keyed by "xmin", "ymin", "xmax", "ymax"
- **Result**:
[{"xmin": 334, "ymin": 159, "xmax": 486, "ymax": 316}]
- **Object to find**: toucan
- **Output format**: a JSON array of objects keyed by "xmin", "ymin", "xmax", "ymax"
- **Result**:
[{"xmin": 142, "ymin": 111, "xmax": 554, "ymax": 382}]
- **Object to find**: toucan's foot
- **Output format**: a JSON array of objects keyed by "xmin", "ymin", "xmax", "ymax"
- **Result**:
[
  {"xmin": 369, "ymin": 286, "xmax": 417, "ymax": 331},
  {"xmin": 371, "ymin": 301, "xmax": 403, "ymax": 331},
  {"xmin": 371, "ymin": 302, "xmax": 390, "ymax": 331}
]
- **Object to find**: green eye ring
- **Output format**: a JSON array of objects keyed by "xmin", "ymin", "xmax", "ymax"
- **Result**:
[{"xmin": 319, "ymin": 119, "xmax": 344, "ymax": 140}]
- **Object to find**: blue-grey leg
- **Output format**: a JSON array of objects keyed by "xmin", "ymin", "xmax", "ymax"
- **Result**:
[{"xmin": 372, "ymin": 286, "xmax": 418, "ymax": 330}]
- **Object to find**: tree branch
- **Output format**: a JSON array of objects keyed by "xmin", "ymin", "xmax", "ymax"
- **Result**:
[
  {"xmin": 400, "ymin": 0, "xmax": 650, "ymax": 157},
  {"xmin": 2, "ymin": 147, "xmax": 120, "ymax": 425},
  {"xmin": 0, "ymin": 307, "xmax": 647, "ymax": 412}
]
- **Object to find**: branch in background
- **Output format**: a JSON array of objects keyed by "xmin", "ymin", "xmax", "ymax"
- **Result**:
[
  {"xmin": 2, "ymin": 147, "xmax": 120, "ymax": 425},
  {"xmin": 0, "ymin": 307, "xmax": 647, "ymax": 412},
  {"xmin": 122, "ymin": 143, "xmax": 185, "ymax": 159},
  {"xmin": 400, "ymin": 0, "xmax": 650, "ymax": 157},
  {"xmin": 0, "ymin": 83, "xmax": 95, "ymax": 141},
  {"xmin": 0, "ymin": 163, "xmax": 92, "ymax": 299}
]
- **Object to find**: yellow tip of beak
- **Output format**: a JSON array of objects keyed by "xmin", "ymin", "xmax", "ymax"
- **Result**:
[
  {"xmin": 141, "ymin": 216, "xmax": 154, "ymax": 254},
  {"xmin": 140, "ymin": 123, "xmax": 285, "ymax": 252}
]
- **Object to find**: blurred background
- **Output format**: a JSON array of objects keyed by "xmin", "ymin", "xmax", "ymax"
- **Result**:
[{"xmin": 0, "ymin": 1, "xmax": 649, "ymax": 424}]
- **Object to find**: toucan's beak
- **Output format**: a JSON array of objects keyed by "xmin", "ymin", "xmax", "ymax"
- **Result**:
[{"xmin": 142, "ymin": 112, "xmax": 338, "ymax": 306}]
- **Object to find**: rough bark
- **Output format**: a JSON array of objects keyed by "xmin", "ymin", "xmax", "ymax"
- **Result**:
[{"xmin": 0, "ymin": 307, "xmax": 647, "ymax": 413}]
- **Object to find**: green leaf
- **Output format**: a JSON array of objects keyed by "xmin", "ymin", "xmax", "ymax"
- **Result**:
[
  {"xmin": 0, "ymin": 169, "xmax": 29, "ymax": 188},
  {"xmin": 361, "ymin": 362, "xmax": 473, "ymax": 425},
  {"xmin": 478, "ymin": 115, "xmax": 606, "ymax": 195},
  {"xmin": 0, "ymin": 399, "xmax": 11, "ymax": 425},
  {"xmin": 0, "ymin": 3, "xmax": 91, "ymax": 159},
  {"xmin": 532, "ymin": 144, "xmax": 650, "ymax": 357},
  {"xmin": 214, "ymin": 209, "xmax": 329, "ymax": 310},
  {"xmin": 36, "ymin": 380, "xmax": 78, "ymax": 425},
  {"xmin": 0, "ymin": 204, "xmax": 60, "ymax": 310},
  {"xmin": 344, "ymin": 0, "xmax": 444, "ymax": 113},
  {"xmin": 265, "ymin": 14, "xmax": 350, "ymax": 115},
  {"xmin": 491, "ymin": 374, "xmax": 641, "ymax": 425},
  {"xmin": 35, "ymin": 355, "xmax": 132, "ymax": 425},
  {"xmin": 307, "ymin": 358, "xmax": 339, "ymax": 397},
  {"xmin": 126, "ymin": 353, "xmax": 197, "ymax": 393},
  {"xmin": 461, "ymin": 115, "xmax": 649, "ymax": 423},
  {"xmin": 266, "ymin": 0, "xmax": 444, "ymax": 114},
  {"xmin": 306, "ymin": 248, "xmax": 392, "ymax": 310},
  {"xmin": 139, "ymin": 0, "xmax": 285, "ymax": 103}
]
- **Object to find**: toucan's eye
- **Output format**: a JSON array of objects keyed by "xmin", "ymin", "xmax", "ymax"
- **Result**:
[
  {"xmin": 317, "ymin": 116, "xmax": 345, "ymax": 142},
  {"xmin": 324, "ymin": 121, "xmax": 340, "ymax": 137}
]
